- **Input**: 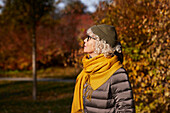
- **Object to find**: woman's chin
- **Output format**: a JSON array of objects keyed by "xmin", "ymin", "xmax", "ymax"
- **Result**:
[
  {"xmin": 83, "ymin": 51, "xmax": 88, "ymax": 53},
  {"xmin": 83, "ymin": 49, "xmax": 88, "ymax": 53},
  {"xmin": 84, "ymin": 50, "xmax": 91, "ymax": 53}
]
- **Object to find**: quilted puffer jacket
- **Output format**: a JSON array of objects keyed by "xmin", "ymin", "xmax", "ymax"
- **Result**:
[{"xmin": 83, "ymin": 67, "xmax": 135, "ymax": 113}]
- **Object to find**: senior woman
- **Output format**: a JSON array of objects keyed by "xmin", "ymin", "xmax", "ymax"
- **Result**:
[{"xmin": 71, "ymin": 24, "xmax": 135, "ymax": 113}]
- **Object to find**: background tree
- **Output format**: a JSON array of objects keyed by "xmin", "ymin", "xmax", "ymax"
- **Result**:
[
  {"xmin": 0, "ymin": 0, "xmax": 93, "ymax": 71},
  {"xmin": 0, "ymin": 0, "xmax": 55, "ymax": 100}
]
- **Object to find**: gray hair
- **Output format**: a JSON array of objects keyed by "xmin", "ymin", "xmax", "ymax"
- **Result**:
[{"xmin": 87, "ymin": 28, "xmax": 122, "ymax": 57}]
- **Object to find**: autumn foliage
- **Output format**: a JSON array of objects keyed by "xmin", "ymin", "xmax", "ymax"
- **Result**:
[
  {"xmin": 0, "ymin": 0, "xmax": 169, "ymax": 112},
  {"xmin": 0, "ymin": 1, "xmax": 93, "ymax": 70},
  {"xmin": 93, "ymin": 0, "xmax": 169, "ymax": 112}
]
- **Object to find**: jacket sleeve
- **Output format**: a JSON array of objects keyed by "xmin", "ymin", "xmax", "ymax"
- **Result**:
[{"xmin": 110, "ymin": 68, "xmax": 135, "ymax": 113}]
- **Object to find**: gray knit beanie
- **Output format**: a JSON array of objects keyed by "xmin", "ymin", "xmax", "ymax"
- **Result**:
[{"xmin": 90, "ymin": 24, "xmax": 118, "ymax": 48}]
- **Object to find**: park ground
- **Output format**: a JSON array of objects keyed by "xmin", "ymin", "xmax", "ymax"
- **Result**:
[{"xmin": 0, "ymin": 66, "xmax": 79, "ymax": 113}]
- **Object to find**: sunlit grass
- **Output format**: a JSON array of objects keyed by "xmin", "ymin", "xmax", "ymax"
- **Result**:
[
  {"xmin": 0, "ymin": 81, "xmax": 75, "ymax": 113},
  {"xmin": 0, "ymin": 66, "xmax": 82, "ymax": 79}
]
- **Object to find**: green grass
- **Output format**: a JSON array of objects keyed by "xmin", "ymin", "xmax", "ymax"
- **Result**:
[
  {"xmin": 0, "ymin": 66, "xmax": 81, "ymax": 79},
  {"xmin": 0, "ymin": 81, "xmax": 75, "ymax": 113}
]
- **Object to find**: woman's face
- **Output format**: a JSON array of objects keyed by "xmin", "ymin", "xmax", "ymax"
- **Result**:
[{"xmin": 84, "ymin": 36, "xmax": 96, "ymax": 54}]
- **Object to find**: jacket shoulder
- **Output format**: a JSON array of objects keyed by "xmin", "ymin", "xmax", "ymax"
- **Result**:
[
  {"xmin": 96, "ymin": 67, "xmax": 129, "ymax": 91},
  {"xmin": 109, "ymin": 67, "xmax": 129, "ymax": 85}
]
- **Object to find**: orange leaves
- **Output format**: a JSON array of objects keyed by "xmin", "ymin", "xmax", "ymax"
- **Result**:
[
  {"xmin": 19, "ymin": 61, "xmax": 29, "ymax": 70},
  {"xmin": 94, "ymin": 0, "xmax": 169, "ymax": 112},
  {"xmin": 142, "ymin": 18, "xmax": 147, "ymax": 24},
  {"xmin": 101, "ymin": 18, "xmax": 106, "ymax": 23}
]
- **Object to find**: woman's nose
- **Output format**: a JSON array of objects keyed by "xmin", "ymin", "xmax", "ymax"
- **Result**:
[{"xmin": 84, "ymin": 38, "xmax": 87, "ymax": 43}]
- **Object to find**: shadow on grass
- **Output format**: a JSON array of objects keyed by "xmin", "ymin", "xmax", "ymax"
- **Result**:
[
  {"xmin": 0, "ymin": 81, "xmax": 75, "ymax": 113},
  {"xmin": 0, "ymin": 97, "xmax": 72, "ymax": 113}
]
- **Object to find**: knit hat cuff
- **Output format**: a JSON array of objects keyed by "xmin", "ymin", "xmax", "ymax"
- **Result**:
[{"xmin": 87, "ymin": 28, "xmax": 100, "ymax": 40}]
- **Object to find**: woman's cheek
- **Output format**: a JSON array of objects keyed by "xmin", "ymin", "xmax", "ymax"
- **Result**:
[{"xmin": 92, "ymin": 42, "xmax": 96, "ymax": 51}]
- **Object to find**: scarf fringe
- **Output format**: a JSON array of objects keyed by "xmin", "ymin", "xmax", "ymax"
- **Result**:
[{"xmin": 83, "ymin": 82, "xmax": 93, "ymax": 102}]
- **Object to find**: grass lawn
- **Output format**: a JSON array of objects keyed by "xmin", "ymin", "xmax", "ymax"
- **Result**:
[
  {"xmin": 0, "ymin": 66, "xmax": 82, "ymax": 79},
  {"xmin": 0, "ymin": 81, "xmax": 75, "ymax": 113}
]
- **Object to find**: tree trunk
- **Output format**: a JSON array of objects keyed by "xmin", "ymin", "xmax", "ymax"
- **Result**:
[
  {"xmin": 32, "ymin": 23, "xmax": 37, "ymax": 100},
  {"xmin": 32, "ymin": 0, "xmax": 37, "ymax": 101}
]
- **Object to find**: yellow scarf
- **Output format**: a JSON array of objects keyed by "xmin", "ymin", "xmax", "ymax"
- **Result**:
[{"xmin": 71, "ymin": 54, "xmax": 122, "ymax": 113}]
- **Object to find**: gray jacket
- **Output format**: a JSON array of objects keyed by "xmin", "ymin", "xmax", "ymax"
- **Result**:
[{"xmin": 83, "ymin": 67, "xmax": 135, "ymax": 113}]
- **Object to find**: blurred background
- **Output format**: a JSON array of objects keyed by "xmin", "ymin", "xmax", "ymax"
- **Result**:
[{"xmin": 0, "ymin": 0, "xmax": 169, "ymax": 113}]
